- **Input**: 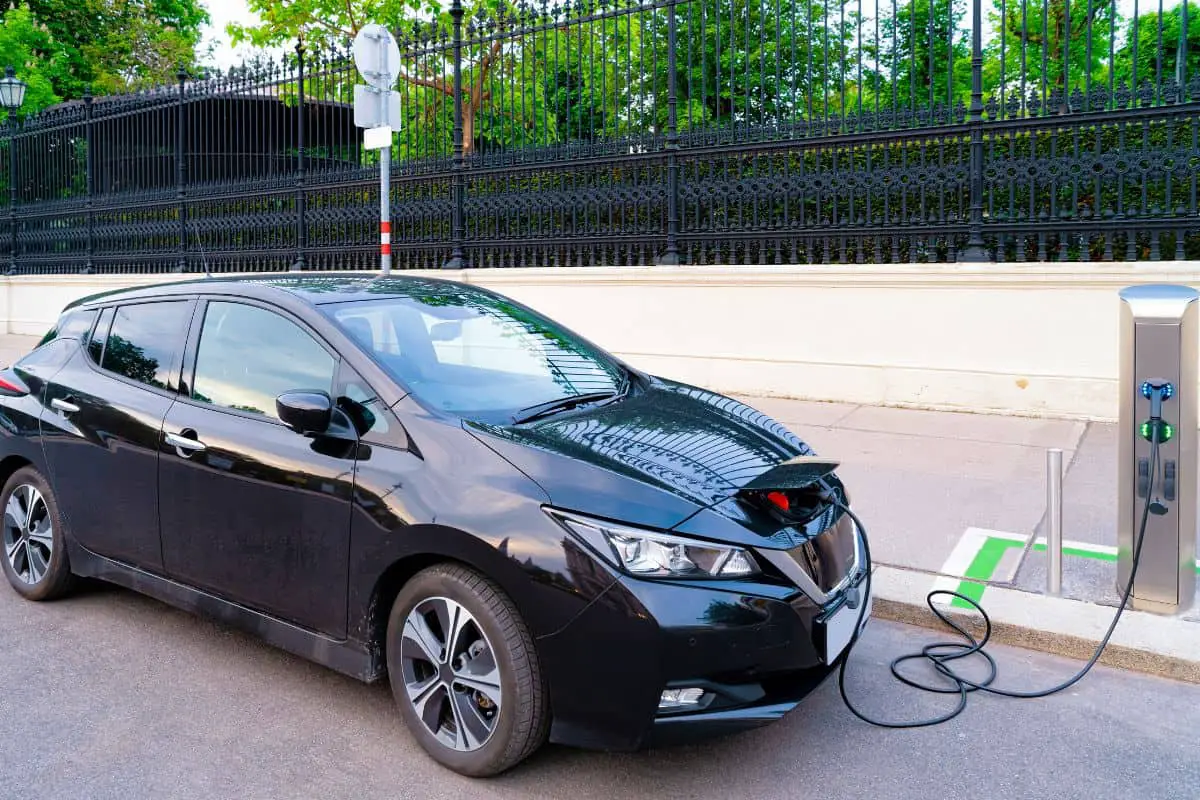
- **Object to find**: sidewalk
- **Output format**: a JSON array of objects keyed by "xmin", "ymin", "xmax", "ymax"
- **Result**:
[
  {"xmin": 3, "ymin": 332, "xmax": 1195, "ymax": 677},
  {"xmin": 0, "ymin": 334, "xmax": 38, "ymax": 366}
]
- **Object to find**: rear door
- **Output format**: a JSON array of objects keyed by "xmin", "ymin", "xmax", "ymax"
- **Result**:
[
  {"xmin": 41, "ymin": 298, "xmax": 195, "ymax": 570},
  {"xmin": 157, "ymin": 298, "xmax": 356, "ymax": 637}
]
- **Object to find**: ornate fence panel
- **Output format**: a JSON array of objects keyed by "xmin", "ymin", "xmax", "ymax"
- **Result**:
[{"xmin": 0, "ymin": 0, "xmax": 1197, "ymax": 274}]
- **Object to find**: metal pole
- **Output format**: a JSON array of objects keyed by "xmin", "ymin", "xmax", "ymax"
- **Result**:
[
  {"xmin": 176, "ymin": 66, "xmax": 187, "ymax": 273},
  {"xmin": 7, "ymin": 113, "xmax": 15, "ymax": 275},
  {"xmin": 959, "ymin": 0, "xmax": 989, "ymax": 262},
  {"xmin": 293, "ymin": 39, "xmax": 307, "ymax": 272},
  {"xmin": 1047, "ymin": 448, "xmax": 1063, "ymax": 596},
  {"xmin": 657, "ymin": 0, "xmax": 682, "ymax": 265},
  {"xmin": 83, "ymin": 88, "xmax": 94, "ymax": 274},
  {"xmin": 444, "ymin": 0, "xmax": 466, "ymax": 269},
  {"xmin": 380, "ymin": 142, "xmax": 391, "ymax": 275}
]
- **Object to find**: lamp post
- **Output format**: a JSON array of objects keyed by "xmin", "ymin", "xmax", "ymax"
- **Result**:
[{"xmin": 0, "ymin": 66, "xmax": 27, "ymax": 275}]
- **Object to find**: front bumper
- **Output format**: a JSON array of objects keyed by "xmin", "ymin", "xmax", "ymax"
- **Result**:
[{"xmin": 535, "ymin": 527, "xmax": 871, "ymax": 752}]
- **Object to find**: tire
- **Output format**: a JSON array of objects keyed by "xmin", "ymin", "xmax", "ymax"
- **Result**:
[
  {"xmin": 386, "ymin": 563, "xmax": 549, "ymax": 777},
  {"xmin": 0, "ymin": 466, "xmax": 76, "ymax": 601}
]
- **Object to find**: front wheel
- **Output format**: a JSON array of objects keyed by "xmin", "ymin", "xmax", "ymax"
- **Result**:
[{"xmin": 386, "ymin": 564, "xmax": 549, "ymax": 777}]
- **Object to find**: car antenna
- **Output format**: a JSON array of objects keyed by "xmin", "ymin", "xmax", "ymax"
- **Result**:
[{"xmin": 189, "ymin": 219, "xmax": 213, "ymax": 279}]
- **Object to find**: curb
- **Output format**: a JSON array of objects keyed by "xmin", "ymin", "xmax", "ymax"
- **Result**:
[{"xmin": 869, "ymin": 566, "xmax": 1200, "ymax": 685}]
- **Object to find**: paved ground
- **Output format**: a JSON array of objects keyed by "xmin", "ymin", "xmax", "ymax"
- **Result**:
[
  {"xmin": 2, "ymin": 580, "xmax": 1198, "ymax": 800},
  {"xmin": 0, "ymin": 333, "xmax": 37, "ymax": 365}
]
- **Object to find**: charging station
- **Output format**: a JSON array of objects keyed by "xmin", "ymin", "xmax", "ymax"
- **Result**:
[{"xmin": 1117, "ymin": 284, "xmax": 1198, "ymax": 615}]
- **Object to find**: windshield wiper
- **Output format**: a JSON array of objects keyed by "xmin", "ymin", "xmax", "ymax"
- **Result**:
[{"xmin": 511, "ymin": 391, "xmax": 618, "ymax": 425}]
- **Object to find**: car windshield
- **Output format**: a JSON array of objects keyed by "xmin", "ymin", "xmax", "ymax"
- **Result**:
[{"xmin": 321, "ymin": 285, "xmax": 626, "ymax": 424}]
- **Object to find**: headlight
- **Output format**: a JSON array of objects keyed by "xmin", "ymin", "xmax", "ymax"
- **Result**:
[{"xmin": 546, "ymin": 509, "xmax": 760, "ymax": 579}]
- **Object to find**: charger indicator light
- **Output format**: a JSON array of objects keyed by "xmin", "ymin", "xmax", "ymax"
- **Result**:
[
  {"xmin": 1141, "ymin": 381, "xmax": 1175, "ymax": 400},
  {"xmin": 1141, "ymin": 420, "xmax": 1175, "ymax": 442}
]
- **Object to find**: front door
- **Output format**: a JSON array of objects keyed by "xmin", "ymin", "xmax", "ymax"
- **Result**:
[{"xmin": 157, "ymin": 299, "xmax": 356, "ymax": 638}]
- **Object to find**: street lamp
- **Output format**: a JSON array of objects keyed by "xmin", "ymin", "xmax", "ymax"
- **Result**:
[
  {"xmin": 0, "ymin": 66, "xmax": 26, "ymax": 275},
  {"xmin": 0, "ymin": 66, "xmax": 27, "ymax": 110}
]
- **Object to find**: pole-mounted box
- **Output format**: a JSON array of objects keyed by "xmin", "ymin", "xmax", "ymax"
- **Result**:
[{"xmin": 1117, "ymin": 284, "xmax": 1198, "ymax": 615}]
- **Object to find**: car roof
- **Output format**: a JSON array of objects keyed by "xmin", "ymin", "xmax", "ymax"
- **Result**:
[{"xmin": 63, "ymin": 273, "xmax": 480, "ymax": 311}]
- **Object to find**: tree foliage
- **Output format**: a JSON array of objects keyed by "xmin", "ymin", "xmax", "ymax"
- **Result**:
[
  {"xmin": 986, "ymin": 0, "xmax": 1115, "ymax": 100},
  {"xmin": 0, "ymin": 0, "xmax": 209, "ymax": 112},
  {"xmin": 659, "ymin": 0, "xmax": 856, "ymax": 129},
  {"xmin": 876, "ymin": 0, "xmax": 970, "ymax": 109},
  {"xmin": 1114, "ymin": 2, "xmax": 1200, "ymax": 89},
  {"xmin": 0, "ymin": 5, "xmax": 63, "ymax": 115},
  {"xmin": 233, "ymin": 0, "xmax": 503, "ymax": 154},
  {"xmin": 16, "ymin": 0, "xmax": 209, "ymax": 98}
]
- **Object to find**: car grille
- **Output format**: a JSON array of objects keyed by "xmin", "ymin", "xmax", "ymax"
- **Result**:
[{"xmin": 784, "ymin": 512, "xmax": 858, "ymax": 594}]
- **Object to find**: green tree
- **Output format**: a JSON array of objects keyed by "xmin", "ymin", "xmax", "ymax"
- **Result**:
[
  {"xmin": 231, "ymin": 0, "xmax": 508, "ymax": 154},
  {"xmin": 533, "ymin": 7, "xmax": 644, "ymax": 142},
  {"xmin": 876, "ymin": 0, "xmax": 970, "ymax": 111},
  {"xmin": 12, "ymin": 0, "xmax": 210, "ymax": 98},
  {"xmin": 643, "ymin": 0, "xmax": 856, "ymax": 130},
  {"xmin": 1114, "ymin": 3, "xmax": 1200, "ymax": 90},
  {"xmin": 0, "ymin": 5, "xmax": 64, "ymax": 115},
  {"xmin": 234, "ymin": 0, "xmax": 638, "ymax": 155},
  {"xmin": 986, "ymin": 0, "xmax": 1116, "ymax": 105}
]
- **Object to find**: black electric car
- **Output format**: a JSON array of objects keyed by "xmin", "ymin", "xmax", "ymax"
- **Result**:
[{"xmin": 0, "ymin": 275, "xmax": 870, "ymax": 777}]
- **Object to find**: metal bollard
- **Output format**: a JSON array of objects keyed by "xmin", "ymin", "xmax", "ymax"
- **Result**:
[{"xmin": 1046, "ymin": 448, "xmax": 1063, "ymax": 596}]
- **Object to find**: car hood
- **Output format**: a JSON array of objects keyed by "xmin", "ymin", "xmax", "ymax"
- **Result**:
[{"xmin": 465, "ymin": 378, "xmax": 813, "ymax": 533}]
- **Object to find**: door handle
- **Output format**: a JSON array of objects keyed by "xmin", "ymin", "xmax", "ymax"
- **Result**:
[
  {"xmin": 51, "ymin": 398, "xmax": 80, "ymax": 414},
  {"xmin": 165, "ymin": 431, "xmax": 207, "ymax": 453}
]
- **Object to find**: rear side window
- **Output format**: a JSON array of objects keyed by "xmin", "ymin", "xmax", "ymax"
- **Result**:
[
  {"xmin": 15, "ymin": 339, "xmax": 74, "ymax": 372},
  {"xmin": 100, "ymin": 301, "xmax": 191, "ymax": 390},
  {"xmin": 37, "ymin": 308, "xmax": 97, "ymax": 347},
  {"xmin": 87, "ymin": 307, "xmax": 114, "ymax": 364}
]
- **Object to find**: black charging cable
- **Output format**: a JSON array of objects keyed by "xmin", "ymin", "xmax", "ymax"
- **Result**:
[{"xmin": 825, "ymin": 424, "xmax": 1163, "ymax": 728}]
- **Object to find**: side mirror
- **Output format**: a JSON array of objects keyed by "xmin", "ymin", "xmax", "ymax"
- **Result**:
[
  {"xmin": 276, "ymin": 391, "xmax": 333, "ymax": 435},
  {"xmin": 429, "ymin": 320, "xmax": 462, "ymax": 342}
]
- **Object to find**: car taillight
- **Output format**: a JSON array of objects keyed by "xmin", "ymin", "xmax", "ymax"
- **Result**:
[{"xmin": 0, "ymin": 374, "xmax": 28, "ymax": 397}]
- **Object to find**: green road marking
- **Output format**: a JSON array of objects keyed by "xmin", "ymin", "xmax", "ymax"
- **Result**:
[
  {"xmin": 1032, "ymin": 542, "xmax": 1199, "ymax": 572},
  {"xmin": 947, "ymin": 535, "xmax": 1200, "ymax": 609},
  {"xmin": 1032, "ymin": 543, "xmax": 1116, "ymax": 562},
  {"xmin": 951, "ymin": 537, "xmax": 1022, "ymax": 609}
]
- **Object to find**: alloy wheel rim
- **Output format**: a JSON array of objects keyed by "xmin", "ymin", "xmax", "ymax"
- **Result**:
[
  {"xmin": 3, "ymin": 484, "xmax": 52, "ymax": 585},
  {"xmin": 400, "ymin": 596, "xmax": 502, "ymax": 752}
]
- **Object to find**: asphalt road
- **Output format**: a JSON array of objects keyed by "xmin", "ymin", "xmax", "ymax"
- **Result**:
[{"xmin": 3, "ymin": 580, "xmax": 1198, "ymax": 800}]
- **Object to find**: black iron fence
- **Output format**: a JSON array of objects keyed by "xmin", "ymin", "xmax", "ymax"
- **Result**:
[{"xmin": 2, "ymin": 0, "xmax": 1199, "ymax": 274}]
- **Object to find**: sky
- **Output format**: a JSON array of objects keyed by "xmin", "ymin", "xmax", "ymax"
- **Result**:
[{"xmin": 199, "ymin": 1, "xmax": 285, "ymax": 70}]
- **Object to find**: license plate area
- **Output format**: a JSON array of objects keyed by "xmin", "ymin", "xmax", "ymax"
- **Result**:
[{"xmin": 817, "ymin": 585, "xmax": 872, "ymax": 664}]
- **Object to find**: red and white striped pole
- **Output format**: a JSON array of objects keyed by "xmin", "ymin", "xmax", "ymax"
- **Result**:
[{"xmin": 379, "ymin": 138, "xmax": 392, "ymax": 274}]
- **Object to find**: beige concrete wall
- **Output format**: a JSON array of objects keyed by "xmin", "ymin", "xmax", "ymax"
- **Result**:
[{"xmin": 5, "ymin": 263, "xmax": 1200, "ymax": 421}]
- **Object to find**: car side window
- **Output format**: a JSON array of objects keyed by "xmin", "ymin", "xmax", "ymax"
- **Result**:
[
  {"xmin": 335, "ymin": 360, "xmax": 404, "ymax": 444},
  {"xmin": 16, "ymin": 308, "xmax": 97, "ymax": 372},
  {"xmin": 191, "ymin": 301, "xmax": 336, "ymax": 422},
  {"xmin": 87, "ymin": 307, "xmax": 114, "ymax": 365},
  {"xmin": 15, "ymin": 339, "xmax": 74, "ymax": 372},
  {"xmin": 100, "ymin": 301, "xmax": 191, "ymax": 390},
  {"xmin": 38, "ymin": 307, "xmax": 98, "ymax": 347}
]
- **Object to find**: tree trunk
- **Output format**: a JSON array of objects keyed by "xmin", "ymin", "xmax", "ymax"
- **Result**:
[{"xmin": 463, "ymin": 104, "xmax": 475, "ymax": 155}]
